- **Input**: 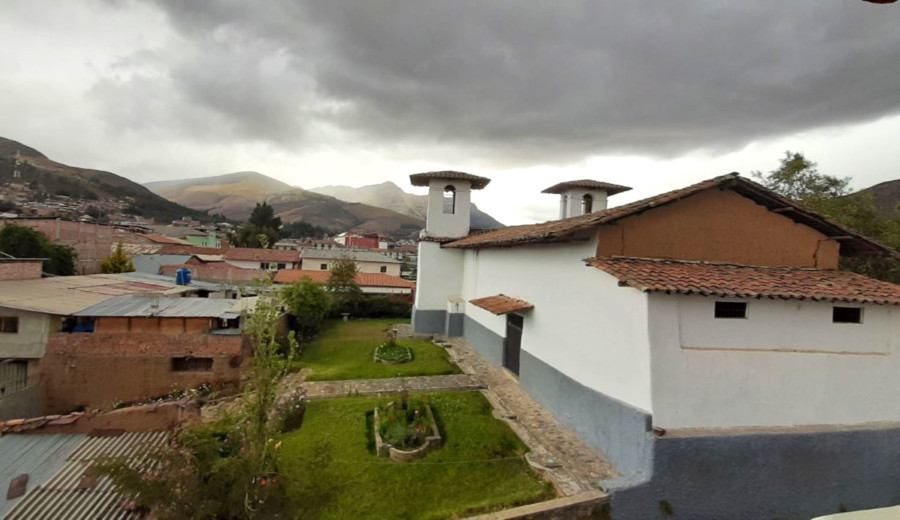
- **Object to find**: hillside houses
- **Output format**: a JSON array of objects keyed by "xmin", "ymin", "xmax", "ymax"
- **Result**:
[{"xmin": 412, "ymin": 170, "xmax": 900, "ymax": 520}]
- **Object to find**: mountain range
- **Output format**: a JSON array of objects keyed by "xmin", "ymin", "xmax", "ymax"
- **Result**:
[
  {"xmin": 0, "ymin": 137, "xmax": 208, "ymax": 222},
  {"xmin": 310, "ymin": 181, "xmax": 504, "ymax": 229},
  {"xmin": 145, "ymin": 171, "xmax": 427, "ymax": 237}
]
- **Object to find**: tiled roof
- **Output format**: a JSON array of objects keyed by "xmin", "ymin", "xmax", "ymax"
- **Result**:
[
  {"xmin": 222, "ymin": 248, "xmax": 299, "ymax": 263},
  {"xmin": 588, "ymin": 256, "xmax": 900, "ymax": 305},
  {"xmin": 469, "ymin": 294, "xmax": 534, "ymax": 315},
  {"xmin": 541, "ymin": 180, "xmax": 633, "ymax": 196},
  {"xmin": 444, "ymin": 173, "xmax": 899, "ymax": 258},
  {"xmin": 155, "ymin": 245, "xmax": 225, "ymax": 255},
  {"xmin": 273, "ymin": 270, "xmax": 415, "ymax": 288},
  {"xmin": 409, "ymin": 171, "xmax": 491, "ymax": 190}
]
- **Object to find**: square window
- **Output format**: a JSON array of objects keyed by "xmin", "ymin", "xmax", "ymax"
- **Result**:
[
  {"xmin": 833, "ymin": 306, "xmax": 862, "ymax": 324},
  {"xmin": 320, "ymin": 263, "xmax": 327, "ymax": 270},
  {"xmin": 277, "ymin": 263, "xmax": 286, "ymax": 270},
  {"xmin": 380, "ymin": 266, "xmax": 387, "ymax": 273},
  {"xmin": 171, "ymin": 357, "xmax": 213, "ymax": 372},
  {"xmin": 714, "ymin": 301, "xmax": 747, "ymax": 319},
  {"xmin": 0, "ymin": 317, "xmax": 19, "ymax": 333}
]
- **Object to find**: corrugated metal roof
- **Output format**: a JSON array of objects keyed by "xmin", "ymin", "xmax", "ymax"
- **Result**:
[
  {"xmin": 0, "ymin": 275, "xmax": 174, "ymax": 315},
  {"xmin": 0, "ymin": 434, "xmax": 86, "ymax": 518},
  {"xmin": 5, "ymin": 431, "xmax": 167, "ymax": 520},
  {"xmin": 74, "ymin": 295, "xmax": 239, "ymax": 318},
  {"xmin": 132, "ymin": 254, "xmax": 191, "ymax": 275}
]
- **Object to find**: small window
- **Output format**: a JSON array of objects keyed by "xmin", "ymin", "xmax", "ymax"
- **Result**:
[
  {"xmin": 0, "ymin": 317, "xmax": 19, "ymax": 333},
  {"xmin": 443, "ymin": 185, "xmax": 456, "ymax": 215},
  {"xmin": 171, "ymin": 357, "xmax": 213, "ymax": 372},
  {"xmin": 277, "ymin": 263, "xmax": 286, "ymax": 270},
  {"xmin": 380, "ymin": 266, "xmax": 387, "ymax": 273},
  {"xmin": 581, "ymin": 194, "xmax": 593, "ymax": 214},
  {"xmin": 714, "ymin": 301, "xmax": 747, "ymax": 319},
  {"xmin": 833, "ymin": 306, "xmax": 862, "ymax": 324},
  {"xmin": 320, "ymin": 263, "xmax": 328, "ymax": 270},
  {"xmin": 260, "ymin": 262, "xmax": 267, "ymax": 269}
]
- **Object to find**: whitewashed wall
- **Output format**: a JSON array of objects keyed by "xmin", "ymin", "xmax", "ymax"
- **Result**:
[
  {"xmin": 300, "ymin": 259, "xmax": 401, "ymax": 276},
  {"xmin": 414, "ymin": 242, "xmax": 465, "ymax": 311},
  {"xmin": 225, "ymin": 259, "xmax": 299, "ymax": 270},
  {"xmin": 460, "ymin": 240, "xmax": 654, "ymax": 413},
  {"xmin": 0, "ymin": 307, "xmax": 55, "ymax": 358},
  {"xmin": 650, "ymin": 294, "xmax": 900, "ymax": 430}
]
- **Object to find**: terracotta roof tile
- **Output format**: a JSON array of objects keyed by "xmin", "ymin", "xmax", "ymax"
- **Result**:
[
  {"xmin": 140, "ymin": 234, "xmax": 190, "ymax": 245},
  {"xmin": 409, "ymin": 171, "xmax": 491, "ymax": 189},
  {"xmin": 469, "ymin": 294, "xmax": 534, "ymax": 315},
  {"xmin": 541, "ymin": 180, "xmax": 632, "ymax": 195},
  {"xmin": 588, "ymin": 256, "xmax": 900, "ymax": 305},
  {"xmin": 273, "ymin": 270, "xmax": 415, "ymax": 288},
  {"xmin": 222, "ymin": 248, "xmax": 299, "ymax": 263},
  {"xmin": 444, "ymin": 173, "xmax": 898, "ymax": 258}
]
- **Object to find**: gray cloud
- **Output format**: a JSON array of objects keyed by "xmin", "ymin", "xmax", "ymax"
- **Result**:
[{"xmin": 96, "ymin": 1, "xmax": 900, "ymax": 165}]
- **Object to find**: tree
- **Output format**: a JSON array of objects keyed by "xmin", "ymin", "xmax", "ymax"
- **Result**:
[
  {"xmin": 100, "ymin": 242, "xmax": 135, "ymax": 273},
  {"xmin": 231, "ymin": 202, "xmax": 282, "ymax": 249},
  {"xmin": 281, "ymin": 278, "xmax": 332, "ymax": 339},
  {"xmin": 327, "ymin": 257, "xmax": 363, "ymax": 315},
  {"xmin": 0, "ymin": 222, "xmax": 76, "ymax": 275},
  {"xmin": 753, "ymin": 151, "xmax": 900, "ymax": 282}
]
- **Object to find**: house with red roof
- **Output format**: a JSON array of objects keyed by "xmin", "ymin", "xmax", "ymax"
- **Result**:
[
  {"xmin": 411, "ymin": 170, "xmax": 900, "ymax": 519},
  {"xmin": 273, "ymin": 269, "xmax": 414, "ymax": 295}
]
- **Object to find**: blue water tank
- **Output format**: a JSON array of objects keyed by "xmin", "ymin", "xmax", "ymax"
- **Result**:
[{"xmin": 175, "ymin": 268, "xmax": 192, "ymax": 285}]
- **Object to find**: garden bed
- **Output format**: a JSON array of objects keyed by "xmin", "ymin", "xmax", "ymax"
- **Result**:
[
  {"xmin": 374, "ymin": 340, "xmax": 414, "ymax": 365},
  {"xmin": 373, "ymin": 396, "xmax": 442, "ymax": 461}
]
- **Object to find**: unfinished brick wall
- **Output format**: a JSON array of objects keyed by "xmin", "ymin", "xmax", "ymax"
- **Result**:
[
  {"xmin": 0, "ymin": 260, "xmax": 43, "ymax": 280},
  {"xmin": 160, "ymin": 263, "xmax": 268, "ymax": 283},
  {"xmin": 42, "ymin": 332, "xmax": 245, "ymax": 414},
  {"xmin": 95, "ymin": 317, "xmax": 214, "ymax": 334}
]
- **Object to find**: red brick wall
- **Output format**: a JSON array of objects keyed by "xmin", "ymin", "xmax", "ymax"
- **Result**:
[
  {"xmin": 0, "ymin": 260, "xmax": 43, "ymax": 280},
  {"xmin": 42, "ymin": 332, "xmax": 245, "ymax": 413},
  {"xmin": 160, "ymin": 263, "xmax": 268, "ymax": 283}
]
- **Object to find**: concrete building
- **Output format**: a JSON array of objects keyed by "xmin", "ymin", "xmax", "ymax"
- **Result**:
[
  {"xmin": 412, "ymin": 171, "xmax": 900, "ymax": 520},
  {"xmin": 299, "ymin": 248, "xmax": 402, "ymax": 276},
  {"xmin": 222, "ymin": 248, "xmax": 300, "ymax": 270}
]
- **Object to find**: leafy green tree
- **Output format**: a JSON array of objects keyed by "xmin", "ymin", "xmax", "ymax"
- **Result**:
[
  {"xmin": 281, "ymin": 278, "xmax": 332, "ymax": 339},
  {"xmin": 0, "ymin": 222, "xmax": 76, "ymax": 275},
  {"xmin": 232, "ymin": 202, "xmax": 282, "ymax": 248},
  {"xmin": 100, "ymin": 242, "xmax": 135, "ymax": 273},
  {"xmin": 753, "ymin": 151, "xmax": 900, "ymax": 282},
  {"xmin": 327, "ymin": 256, "xmax": 363, "ymax": 315}
]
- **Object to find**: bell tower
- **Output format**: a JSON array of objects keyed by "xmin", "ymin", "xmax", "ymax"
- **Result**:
[
  {"xmin": 411, "ymin": 171, "xmax": 491, "ymax": 238},
  {"xmin": 541, "ymin": 180, "xmax": 632, "ymax": 219}
]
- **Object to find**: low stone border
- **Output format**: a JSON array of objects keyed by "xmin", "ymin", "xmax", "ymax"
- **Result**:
[
  {"xmin": 464, "ymin": 490, "xmax": 609, "ymax": 520},
  {"xmin": 373, "ymin": 343, "xmax": 413, "ymax": 365},
  {"xmin": 373, "ymin": 404, "xmax": 442, "ymax": 462}
]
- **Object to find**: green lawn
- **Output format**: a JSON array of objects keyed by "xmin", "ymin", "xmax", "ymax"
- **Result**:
[
  {"xmin": 297, "ymin": 319, "xmax": 462, "ymax": 381},
  {"xmin": 279, "ymin": 392, "xmax": 555, "ymax": 519}
]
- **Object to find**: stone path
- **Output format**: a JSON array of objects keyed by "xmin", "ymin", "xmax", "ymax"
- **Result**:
[{"xmin": 301, "ymin": 373, "xmax": 483, "ymax": 399}]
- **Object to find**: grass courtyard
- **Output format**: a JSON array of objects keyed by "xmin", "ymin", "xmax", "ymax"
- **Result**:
[
  {"xmin": 296, "ymin": 318, "xmax": 462, "ymax": 381},
  {"xmin": 279, "ymin": 391, "xmax": 555, "ymax": 519}
]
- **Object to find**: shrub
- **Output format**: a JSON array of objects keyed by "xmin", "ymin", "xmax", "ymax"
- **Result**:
[
  {"xmin": 378, "ymin": 394, "xmax": 432, "ymax": 450},
  {"xmin": 331, "ymin": 295, "xmax": 412, "ymax": 319},
  {"xmin": 374, "ymin": 340, "xmax": 413, "ymax": 364}
]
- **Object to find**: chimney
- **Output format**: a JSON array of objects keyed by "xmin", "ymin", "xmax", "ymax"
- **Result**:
[{"xmin": 541, "ymin": 180, "xmax": 632, "ymax": 219}]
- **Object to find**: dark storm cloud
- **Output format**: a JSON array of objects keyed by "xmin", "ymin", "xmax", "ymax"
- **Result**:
[{"xmin": 102, "ymin": 1, "xmax": 900, "ymax": 163}]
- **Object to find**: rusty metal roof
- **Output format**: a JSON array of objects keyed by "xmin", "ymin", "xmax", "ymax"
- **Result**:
[{"xmin": 0, "ymin": 275, "xmax": 175, "ymax": 315}]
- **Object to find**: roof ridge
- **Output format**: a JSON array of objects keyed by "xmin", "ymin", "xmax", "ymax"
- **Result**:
[{"xmin": 594, "ymin": 255, "xmax": 827, "ymax": 271}]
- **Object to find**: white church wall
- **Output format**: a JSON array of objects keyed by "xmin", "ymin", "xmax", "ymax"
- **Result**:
[
  {"xmin": 649, "ymin": 293, "xmax": 900, "ymax": 430},
  {"xmin": 414, "ymin": 241, "xmax": 465, "ymax": 311},
  {"xmin": 461, "ymin": 239, "xmax": 654, "ymax": 412}
]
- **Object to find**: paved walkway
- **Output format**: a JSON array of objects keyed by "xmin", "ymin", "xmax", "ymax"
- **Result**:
[{"xmin": 301, "ymin": 373, "xmax": 483, "ymax": 399}]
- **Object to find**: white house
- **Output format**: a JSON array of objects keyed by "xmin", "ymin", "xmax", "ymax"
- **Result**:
[
  {"xmin": 412, "ymin": 170, "xmax": 900, "ymax": 520},
  {"xmin": 299, "ymin": 249, "xmax": 402, "ymax": 276}
]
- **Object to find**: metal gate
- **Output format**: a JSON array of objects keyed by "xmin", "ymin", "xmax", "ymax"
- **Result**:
[
  {"xmin": 504, "ymin": 314, "xmax": 523, "ymax": 376},
  {"xmin": 0, "ymin": 360, "xmax": 28, "ymax": 398}
]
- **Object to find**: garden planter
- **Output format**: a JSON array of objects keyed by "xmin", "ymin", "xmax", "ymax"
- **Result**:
[{"xmin": 373, "ymin": 403, "xmax": 442, "ymax": 462}]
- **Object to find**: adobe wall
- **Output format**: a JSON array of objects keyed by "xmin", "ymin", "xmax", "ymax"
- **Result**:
[
  {"xmin": 42, "ymin": 333, "xmax": 244, "ymax": 414},
  {"xmin": 595, "ymin": 189, "xmax": 840, "ymax": 268},
  {"xmin": 95, "ymin": 317, "xmax": 213, "ymax": 334},
  {"xmin": 0, "ymin": 260, "xmax": 42, "ymax": 280}
]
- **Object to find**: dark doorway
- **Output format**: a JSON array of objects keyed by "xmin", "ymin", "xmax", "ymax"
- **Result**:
[{"xmin": 504, "ymin": 314, "xmax": 524, "ymax": 376}]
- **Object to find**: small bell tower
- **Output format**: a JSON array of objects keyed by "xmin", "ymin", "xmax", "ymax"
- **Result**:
[
  {"xmin": 410, "ymin": 171, "xmax": 491, "ymax": 238},
  {"xmin": 541, "ymin": 180, "xmax": 632, "ymax": 219}
]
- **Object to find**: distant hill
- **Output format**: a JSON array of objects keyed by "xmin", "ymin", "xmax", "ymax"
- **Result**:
[
  {"xmin": 0, "ymin": 136, "xmax": 209, "ymax": 223},
  {"xmin": 146, "ymin": 171, "xmax": 293, "ymax": 220},
  {"xmin": 311, "ymin": 181, "xmax": 505, "ymax": 229},
  {"xmin": 145, "ymin": 172, "xmax": 425, "ymax": 237},
  {"xmin": 855, "ymin": 179, "xmax": 900, "ymax": 217}
]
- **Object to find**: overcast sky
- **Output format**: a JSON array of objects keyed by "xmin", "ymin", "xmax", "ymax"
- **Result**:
[{"xmin": 2, "ymin": 1, "xmax": 900, "ymax": 224}]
